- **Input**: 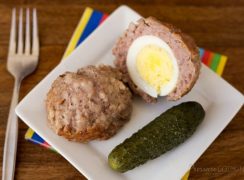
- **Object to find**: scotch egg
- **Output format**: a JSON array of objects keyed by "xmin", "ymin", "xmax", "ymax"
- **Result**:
[{"xmin": 113, "ymin": 17, "xmax": 201, "ymax": 103}]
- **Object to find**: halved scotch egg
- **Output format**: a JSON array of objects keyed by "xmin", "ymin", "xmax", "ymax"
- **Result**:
[{"xmin": 113, "ymin": 17, "xmax": 201, "ymax": 103}]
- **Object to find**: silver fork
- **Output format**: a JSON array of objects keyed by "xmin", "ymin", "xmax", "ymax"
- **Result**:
[{"xmin": 2, "ymin": 8, "xmax": 39, "ymax": 180}]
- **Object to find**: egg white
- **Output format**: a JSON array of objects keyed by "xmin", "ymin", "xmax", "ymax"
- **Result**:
[{"xmin": 126, "ymin": 35, "xmax": 179, "ymax": 98}]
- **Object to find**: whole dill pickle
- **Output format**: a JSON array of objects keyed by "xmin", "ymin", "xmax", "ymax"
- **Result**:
[{"xmin": 108, "ymin": 101, "xmax": 205, "ymax": 172}]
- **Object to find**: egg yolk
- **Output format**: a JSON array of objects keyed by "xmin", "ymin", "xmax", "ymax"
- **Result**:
[{"xmin": 136, "ymin": 44, "xmax": 174, "ymax": 94}]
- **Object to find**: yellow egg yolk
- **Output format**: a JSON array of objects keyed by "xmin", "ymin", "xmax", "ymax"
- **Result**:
[{"xmin": 136, "ymin": 44, "xmax": 174, "ymax": 94}]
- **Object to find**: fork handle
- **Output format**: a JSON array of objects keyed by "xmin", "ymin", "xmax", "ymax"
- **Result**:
[{"xmin": 2, "ymin": 79, "xmax": 21, "ymax": 180}]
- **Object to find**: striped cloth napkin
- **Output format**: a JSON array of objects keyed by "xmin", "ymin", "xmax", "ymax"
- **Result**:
[{"xmin": 25, "ymin": 7, "xmax": 228, "ymax": 179}]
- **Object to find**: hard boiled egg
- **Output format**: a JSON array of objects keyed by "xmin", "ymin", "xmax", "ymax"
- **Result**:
[{"xmin": 126, "ymin": 35, "xmax": 179, "ymax": 98}]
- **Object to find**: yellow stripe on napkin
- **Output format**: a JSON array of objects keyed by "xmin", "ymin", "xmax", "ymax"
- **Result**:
[
  {"xmin": 216, "ymin": 55, "xmax": 227, "ymax": 76},
  {"xmin": 63, "ymin": 7, "xmax": 93, "ymax": 58},
  {"xmin": 25, "ymin": 128, "xmax": 35, "ymax": 139}
]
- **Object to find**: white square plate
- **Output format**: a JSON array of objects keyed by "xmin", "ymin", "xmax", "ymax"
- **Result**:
[{"xmin": 16, "ymin": 5, "xmax": 244, "ymax": 180}]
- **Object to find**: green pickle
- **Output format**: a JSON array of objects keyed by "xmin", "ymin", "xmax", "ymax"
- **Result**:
[{"xmin": 108, "ymin": 101, "xmax": 205, "ymax": 172}]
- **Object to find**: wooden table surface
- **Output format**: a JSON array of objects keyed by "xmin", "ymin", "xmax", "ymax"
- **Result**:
[{"xmin": 0, "ymin": 0, "xmax": 243, "ymax": 179}]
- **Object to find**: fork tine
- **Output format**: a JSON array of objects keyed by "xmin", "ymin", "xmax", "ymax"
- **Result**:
[
  {"xmin": 8, "ymin": 8, "xmax": 16, "ymax": 55},
  {"xmin": 25, "ymin": 8, "xmax": 30, "ymax": 54},
  {"xmin": 17, "ymin": 8, "xmax": 23, "ymax": 54},
  {"xmin": 32, "ymin": 8, "xmax": 39, "ymax": 56}
]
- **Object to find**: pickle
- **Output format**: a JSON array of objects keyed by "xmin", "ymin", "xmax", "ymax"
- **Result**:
[{"xmin": 108, "ymin": 101, "xmax": 205, "ymax": 172}]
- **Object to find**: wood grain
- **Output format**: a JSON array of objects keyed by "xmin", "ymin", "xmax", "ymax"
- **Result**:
[{"xmin": 0, "ymin": 0, "xmax": 243, "ymax": 179}]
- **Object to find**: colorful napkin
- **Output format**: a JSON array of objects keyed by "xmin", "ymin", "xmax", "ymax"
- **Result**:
[{"xmin": 25, "ymin": 7, "xmax": 227, "ymax": 179}]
